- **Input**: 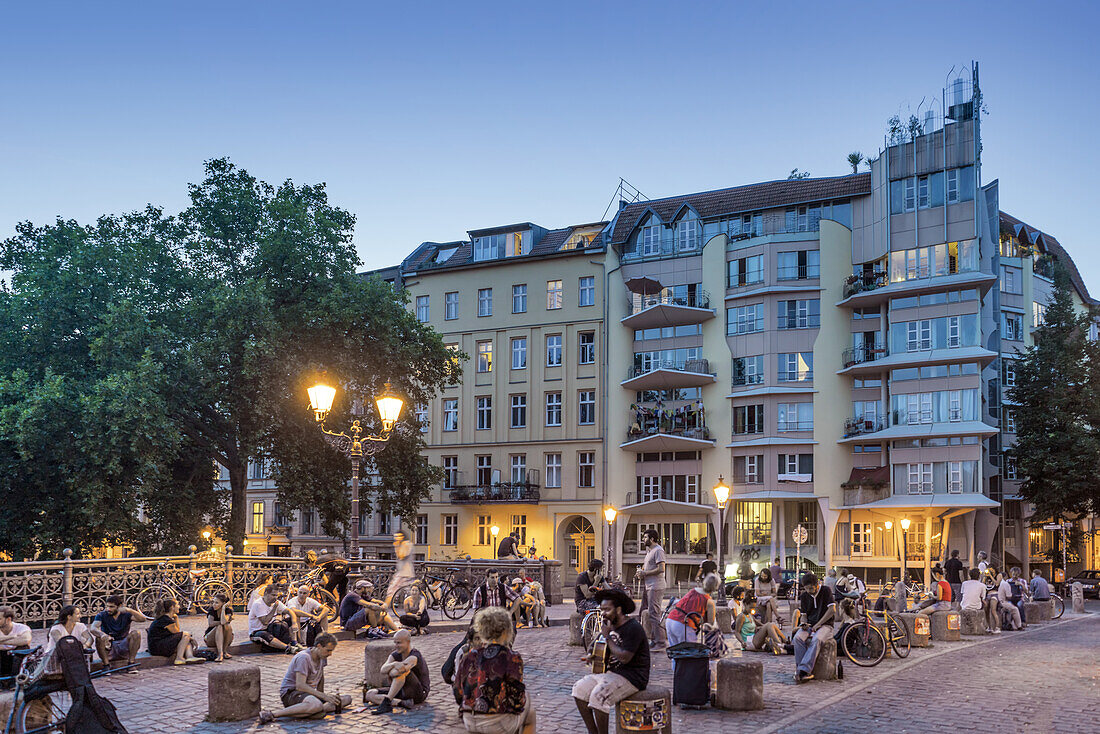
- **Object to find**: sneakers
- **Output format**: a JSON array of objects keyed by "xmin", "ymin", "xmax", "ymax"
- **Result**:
[
  {"xmin": 372, "ymin": 698, "xmax": 394, "ymax": 715},
  {"xmin": 992, "ymin": 628, "xmax": 1002, "ymax": 634}
]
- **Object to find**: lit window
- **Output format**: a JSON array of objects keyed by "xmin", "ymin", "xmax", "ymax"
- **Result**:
[
  {"xmin": 477, "ymin": 341, "xmax": 493, "ymax": 372},
  {"xmin": 251, "ymin": 501, "xmax": 264, "ymax": 534}
]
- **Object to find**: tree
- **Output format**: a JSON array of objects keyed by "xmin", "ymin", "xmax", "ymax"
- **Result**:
[
  {"xmin": 847, "ymin": 152, "xmax": 863, "ymax": 174},
  {"xmin": 1008, "ymin": 264, "xmax": 1100, "ymax": 520},
  {"xmin": 787, "ymin": 168, "xmax": 811, "ymax": 180}
]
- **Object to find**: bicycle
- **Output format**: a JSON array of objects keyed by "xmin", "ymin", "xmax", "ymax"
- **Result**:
[
  {"xmin": 134, "ymin": 561, "xmax": 232, "ymax": 616},
  {"xmin": 868, "ymin": 605, "xmax": 911, "ymax": 659},
  {"xmin": 286, "ymin": 567, "xmax": 341, "ymax": 623},
  {"xmin": 838, "ymin": 595, "xmax": 888, "ymax": 667},
  {"xmin": 391, "ymin": 568, "xmax": 472, "ymax": 620}
]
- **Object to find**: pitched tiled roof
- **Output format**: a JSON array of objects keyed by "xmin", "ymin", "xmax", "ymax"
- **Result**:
[
  {"xmin": 609, "ymin": 173, "xmax": 872, "ymax": 244},
  {"xmin": 1000, "ymin": 211, "xmax": 1093, "ymax": 303},
  {"xmin": 401, "ymin": 222, "xmax": 607, "ymax": 274}
]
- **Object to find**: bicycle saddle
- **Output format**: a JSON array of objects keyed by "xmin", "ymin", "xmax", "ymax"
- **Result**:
[{"xmin": 189, "ymin": 568, "xmax": 208, "ymax": 578}]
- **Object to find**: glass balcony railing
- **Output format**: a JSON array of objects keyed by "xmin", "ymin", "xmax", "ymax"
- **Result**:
[
  {"xmin": 843, "ymin": 416, "xmax": 888, "ymax": 438},
  {"xmin": 732, "ymin": 373, "xmax": 765, "ymax": 388},
  {"xmin": 628, "ymin": 358, "xmax": 712, "ymax": 379},
  {"xmin": 842, "ymin": 344, "xmax": 889, "ymax": 368},
  {"xmin": 629, "ymin": 290, "xmax": 711, "ymax": 313},
  {"xmin": 843, "ymin": 271, "xmax": 889, "ymax": 298}
]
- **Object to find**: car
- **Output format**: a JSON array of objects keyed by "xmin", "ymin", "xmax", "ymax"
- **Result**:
[
  {"xmin": 723, "ymin": 568, "xmax": 799, "ymax": 599},
  {"xmin": 1064, "ymin": 570, "xmax": 1100, "ymax": 598}
]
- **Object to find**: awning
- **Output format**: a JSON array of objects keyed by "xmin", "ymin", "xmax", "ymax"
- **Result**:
[
  {"xmin": 839, "ymin": 493, "xmax": 1000, "ymax": 510},
  {"xmin": 619, "ymin": 498, "xmax": 713, "ymax": 520},
  {"xmin": 846, "ymin": 466, "xmax": 890, "ymax": 486},
  {"xmin": 730, "ymin": 490, "xmax": 818, "ymax": 502}
]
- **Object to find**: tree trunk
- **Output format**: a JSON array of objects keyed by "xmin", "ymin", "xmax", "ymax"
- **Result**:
[{"xmin": 228, "ymin": 463, "xmax": 248, "ymax": 551}]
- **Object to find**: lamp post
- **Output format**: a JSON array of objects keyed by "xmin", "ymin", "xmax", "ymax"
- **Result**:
[
  {"xmin": 491, "ymin": 524, "xmax": 500, "ymax": 554},
  {"xmin": 308, "ymin": 381, "xmax": 404, "ymax": 560},
  {"xmin": 713, "ymin": 476, "xmax": 731, "ymax": 599},
  {"xmin": 604, "ymin": 506, "xmax": 618, "ymax": 578},
  {"xmin": 900, "ymin": 518, "xmax": 911, "ymax": 584}
]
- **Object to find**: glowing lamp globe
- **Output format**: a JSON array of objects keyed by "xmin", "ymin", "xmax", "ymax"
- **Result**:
[{"xmin": 308, "ymin": 384, "xmax": 337, "ymax": 422}]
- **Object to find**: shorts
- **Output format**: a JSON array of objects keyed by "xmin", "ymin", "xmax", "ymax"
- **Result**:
[
  {"xmin": 250, "ymin": 622, "xmax": 291, "ymax": 650},
  {"xmin": 280, "ymin": 689, "xmax": 314, "ymax": 707},
  {"xmin": 571, "ymin": 672, "xmax": 639, "ymax": 714},
  {"xmin": 461, "ymin": 703, "xmax": 533, "ymax": 734},
  {"xmin": 107, "ymin": 638, "xmax": 130, "ymax": 661}
]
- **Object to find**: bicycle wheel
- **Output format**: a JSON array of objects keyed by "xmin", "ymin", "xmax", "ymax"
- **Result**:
[
  {"xmin": 194, "ymin": 579, "xmax": 232, "ymax": 613},
  {"xmin": 582, "ymin": 612, "xmax": 602, "ymax": 651},
  {"xmin": 841, "ymin": 622, "xmax": 886, "ymax": 667},
  {"xmin": 16, "ymin": 690, "xmax": 72, "ymax": 733},
  {"xmin": 442, "ymin": 584, "xmax": 471, "ymax": 620},
  {"xmin": 135, "ymin": 585, "xmax": 175, "ymax": 617},
  {"xmin": 885, "ymin": 614, "xmax": 910, "ymax": 658},
  {"xmin": 310, "ymin": 586, "xmax": 340, "ymax": 622},
  {"xmin": 1050, "ymin": 595, "xmax": 1065, "ymax": 620}
]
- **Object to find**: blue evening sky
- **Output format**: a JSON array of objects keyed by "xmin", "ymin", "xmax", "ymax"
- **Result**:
[{"xmin": 2, "ymin": 1, "xmax": 1097, "ymax": 287}]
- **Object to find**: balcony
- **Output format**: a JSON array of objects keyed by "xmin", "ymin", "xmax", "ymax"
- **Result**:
[
  {"xmin": 777, "ymin": 265, "xmax": 821, "ymax": 281},
  {"xmin": 621, "ymin": 358, "xmax": 716, "ymax": 391},
  {"xmin": 732, "ymin": 374, "xmax": 765, "ymax": 388},
  {"xmin": 842, "ymin": 271, "xmax": 888, "ymax": 299},
  {"xmin": 621, "ymin": 291, "xmax": 715, "ymax": 330},
  {"xmin": 621, "ymin": 414, "xmax": 714, "ymax": 452},
  {"xmin": 838, "ymin": 344, "xmax": 998, "ymax": 376},
  {"xmin": 843, "ymin": 416, "xmax": 888, "ymax": 438},
  {"xmin": 449, "ymin": 480, "xmax": 541, "ymax": 505},
  {"xmin": 842, "ymin": 344, "xmax": 888, "ymax": 369},
  {"xmin": 838, "ymin": 270, "xmax": 997, "ymax": 308}
]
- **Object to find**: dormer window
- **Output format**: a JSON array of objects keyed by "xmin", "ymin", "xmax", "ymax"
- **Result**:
[
  {"xmin": 434, "ymin": 246, "xmax": 459, "ymax": 264},
  {"xmin": 675, "ymin": 213, "xmax": 700, "ymax": 252},
  {"xmin": 474, "ymin": 234, "xmax": 505, "ymax": 261},
  {"xmin": 638, "ymin": 215, "xmax": 662, "ymax": 256}
]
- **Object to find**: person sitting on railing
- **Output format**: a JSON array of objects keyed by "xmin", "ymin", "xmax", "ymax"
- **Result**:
[
  {"xmin": 575, "ymin": 559, "xmax": 610, "ymax": 613},
  {"xmin": 497, "ymin": 531, "xmax": 521, "ymax": 560},
  {"xmin": 248, "ymin": 586, "xmax": 303, "ymax": 654},
  {"xmin": 148, "ymin": 598, "xmax": 206, "ymax": 664},
  {"xmin": 338, "ymin": 580, "xmax": 398, "ymax": 636},
  {"xmin": 204, "ymin": 593, "xmax": 235, "ymax": 662},
  {"xmin": 0, "ymin": 606, "xmax": 32, "ymax": 679},
  {"xmin": 90, "ymin": 594, "xmax": 147, "ymax": 672},
  {"xmin": 288, "ymin": 585, "xmax": 329, "ymax": 646}
]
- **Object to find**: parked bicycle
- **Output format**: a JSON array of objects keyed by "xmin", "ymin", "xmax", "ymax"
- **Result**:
[
  {"xmin": 838, "ymin": 595, "xmax": 889, "ymax": 667},
  {"xmin": 286, "ymin": 567, "xmax": 340, "ymax": 623},
  {"xmin": 134, "ymin": 561, "xmax": 232, "ymax": 616},
  {"xmin": 390, "ymin": 567, "xmax": 472, "ymax": 620}
]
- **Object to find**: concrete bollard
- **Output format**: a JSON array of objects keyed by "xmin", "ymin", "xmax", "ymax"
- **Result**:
[
  {"xmin": 929, "ymin": 611, "xmax": 960, "ymax": 641},
  {"xmin": 616, "ymin": 684, "xmax": 672, "ymax": 734},
  {"xmin": 897, "ymin": 613, "xmax": 931, "ymax": 647},
  {"xmin": 715, "ymin": 606, "xmax": 732, "ymax": 635},
  {"xmin": 811, "ymin": 637, "xmax": 838, "ymax": 680},
  {"xmin": 1022, "ymin": 601, "xmax": 1051, "ymax": 624},
  {"xmin": 714, "ymin": 658, "xmax": 763, "ymax": 710},
  {"xmin": 569, "ymin": 612, "xmax": 584, "ymax": 646},
  {"xmin": 207, "ymin": 665, "xmax": 261, "ymax": 722},
  {"xmin": 364, "ymin": 643, "xmax": 393, "ymax": 688},
  {"xmin": 959, "ymin": 609, "xmax": 990, "ymax": 635},
  {"xmin": 1072, "ymin": 582, "xmax": 1085, "ymax": 614}
]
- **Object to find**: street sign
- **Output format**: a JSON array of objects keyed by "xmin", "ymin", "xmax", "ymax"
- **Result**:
[
  {"xmin": 793, "ymin": 525, "xmax": 808, "ymax": 545},
  {"xmin": 1043, "ymin": 523, "xmax": 1068, "ymax": 530}
]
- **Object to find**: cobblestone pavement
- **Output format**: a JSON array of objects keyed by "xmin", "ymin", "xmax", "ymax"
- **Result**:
[{"xmin": 80, "ymin": 603, "xmax": 1098, "ymax": 733}]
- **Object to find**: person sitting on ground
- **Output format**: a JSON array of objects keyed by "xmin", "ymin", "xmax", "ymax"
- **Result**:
[
  {"xmin": 44, "ymin": 605, "xmax": 95, "ymax": 676},
  {"xmin": 917, "ymin": 565, "xmax": 953, "ymax": 616},
  {"xmin": 399, "ymin": 583, "xmax": 430, "ymax": 635},
  {"xmin": 735, "ymin": 600, "xmax": 788, "ymax": 655},
  {"xmin": 575, "ymin": 559, "xmax": 610, "ymax": 613},
  {"xmin": 1029, "ymin": 569, "xmax": 1052, "ymax": 602},
  {"xmin": 496, "ymin": 530, "xmax": 521, "ymax": 560},
  {"xmin": 259, "ymin": 633, "xmax": 351, "ymax": 724},
  {"xmin": 249, "ymin": 585, "xmax": 302, "ymax": 653},
  {"xmin": 307, "ymin": 549, "xmax": 350, "ymax": 602},
  {"xmin": 696, "ymin": 553, "xmax": 718, "ymax": 583},
  {"xmin": 338, "ymin": 580, "xmax": 398, "ymax": 635},
  {"xmin": 455, "ymin": 607, "xmax": 535, "ymax": 734},
  {"xmin": 471, "ymin": 569, "xmax": 518, "ymax": 612},
  {"xmin": 961, "ymin": 568, "xmax": 1001, "ymax": 634},
  {"xmin": 527, "ymin": 581, "xmax": 548, "ymax": 627},
  {"xmin": 996, "ymin": 570, "xmax": 1024, "ymax": 630},
  {"xmin": 288, "ymin": 585, "xmax": 329, "ymax": 646},
  {"xmin": 1003, "ymin": 567, "xmax": 1029, "ymax": 627},
  {"xmin": 364, "ymin": 628, "xmax": 431, "ymax": 714},
  {"xmin": 754, "ymin": 568, "xmax": 783, "ymax": 625},
  {"xmin": 792, "ymin": 572, "xmax": 833, "ymax": 683},
  {"xmin": 573, "ymin": 589, "xmax": 649, "ymax": 734},
  {"xmin": 204, "ymin": 593, "xmax": 235, "ymax": 661},
  {"xmin": 90, "ymin": 594, "xmax": 147, "ymax": 672},
  {"xmin": 665, "ymin": 572, "xmax": 718, "ymax": 668},
  {"xmin": 0, "ymin": 606, "xmax": 33, "ymax": 678},
  {"xmin": 148, "ymin": 598, "xmax": 205, "ymax": 664}
]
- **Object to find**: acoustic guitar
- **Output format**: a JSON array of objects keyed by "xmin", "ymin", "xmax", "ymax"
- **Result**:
[{"xmin": 589, "ymin": 634, "xmax": 609, "ymax": 674}]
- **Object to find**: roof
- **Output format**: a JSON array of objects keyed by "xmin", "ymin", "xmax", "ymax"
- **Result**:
[
  {"xmin": 609, "ymin": 173, "xmax": 872, "ymax": 245},
  {"xmin": 400, "ymin": 222, "xmax": 608, "ymax": 274},
  {"xmin": 846, "ymin": 466, "xmax": 890, "ymax": 486},
  {"xmin": 1000, "ymin": 211, "xmax": 1093, "ymax": 304}
]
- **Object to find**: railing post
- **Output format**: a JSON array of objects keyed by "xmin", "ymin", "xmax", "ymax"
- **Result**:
[
  {"xmin": 62, "ymin": 548, "xmax": 73, "ymax": 606},
  {"xmin": 225, "ymin": 545, "xmax": 234, "ymax": 587}
]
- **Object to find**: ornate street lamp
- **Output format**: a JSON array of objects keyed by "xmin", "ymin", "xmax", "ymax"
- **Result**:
[
  {"xmin": 900, "ymin": 517, "xmax": 911, "ymax": 585},
  {"xmin": 604, "ymin": 506, "xmax": 618, "ymax": 577},
  {"xmin": 308, "ymin": 381, "xmax": 404, "ymax": 559},
  {"xmin": 713, "ymin": 476, "xmax": 731, "ymax": 599}
]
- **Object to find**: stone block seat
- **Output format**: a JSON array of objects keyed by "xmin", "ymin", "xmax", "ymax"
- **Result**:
[
  {"xmin": 810, "ymin": 637, "xmax": 838, "ymax": 681},
  {"xmin": 207, "ymin": 664, "xmax": 261, "ymax": 722},
  {"xmin": 364, "ymin": 643, "xmax": 393, "ymax": 689},
  {"xmin": 714, "ymin": 658, "xmax": 763, "ymax": 710},
  {"xmin": 569, "ymin": 612, "xmax": 584, "ymax": 646},
  {"xmin": 714, "ymin": 607, "xmax": 732, "ymax": 635},
  {"xmin": 959, "ymin": 608, "xmax": 990, "ymax": 636},
  {"xmin": 929, "ymin": 610, "xmax": 961, "ymax": 641},
  {"xmin": 1022, "ymin": 600, "xmax": 1051, "ymax": 624},
  {"xmin": 897, "ymin": 613, "xmax": 932, "ymax": 647},
  {"xmin": 616, "ymin": 684, "xmax": 672, "ymax": 734}
]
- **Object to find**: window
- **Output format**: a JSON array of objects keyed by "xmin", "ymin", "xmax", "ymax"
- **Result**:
[
  {"xmin": 1003, "ymin": 361, "xmax": 1017, "ymax": 388},
  {"xmin": 734, "ymin": 455, "xmax": 763, "ymax": 483},
  {"xmin": 1004, "ymin": 455, "xmax": 1018, "ymax": 480},
  {"xmin": 476, "ymin": 397, "xmax": 492, "ymax": 430},
  {"xmin": 733, "ymin": 405, "xmax": 765, "ymax": 434},
  {"xmin": 578, "ymin": 452, "xmax": 595, "ymax": 487},
  {"xmin": 728, "ymin": 255, "xmax": 764, "ymax": 287},
  {"xmin": 511, "ymin": 514, "xmax": 527, "ymax": 545},
  {"xmin": 1000, "ymin": 266, "xmax": 1021, "ymax": 294},
  {"xmin": 907, "ymin": 320, "xmax": 933, "ymax": 351},
  {"xmin": 415, "ymin": 295, "xmax": 429, "ymax": 322},
  {"xmin": 1003, "ymin": 312, "xmax": 1023, "ymax": 341},
  {"xmin": 510, "ymin": 455, "xmax": 527, "ymax": 484},
  {"xmin": 546, "ymin": 335, "xmax": 562, "ymax": 366},
  {"xmin": 545, "ymin": 453, "xmax": 562, "ymax": 487},
  {"xmin": 778, "ymin": 453, "xmax": 813, "ymax": 478},
  {"xmin": 1004, "ymin": 408, "xmax": 1017, "ymax": 433},
  {"xmin": 510, "ymin": 231, "xmax": 525, "ymax": 257},
  {"xmin": 906, "ymin": 393, "xmax": 934, "ymax": 425},
  {"xmin": 415, "ymin": 515, "xmax": 428, "ymax": 545},
  {"xmin": 251, "ymin": 501, "xmax": 264, "ymax": 534},
  {"xmin": 378, "ymin": 513, "xmax": 391, "ymax": 536},
  {"xmin": 907, "ymin": 463, "xmax": 933, "ymax": 494},
  {"xmin": 734, "ymin": 501, "xmax": 771, "ymax": 546},
  {"xmin": 578, "ymin": 331, "xmax": 595, "ymax": 364},
  {"xmin": 778, "ymin": 352, "xmax": 813, "ymax": 382},
  {"xmin": 249, "ymin": 458, "xmax": 265, "ymax": 480},
  {"xmin": 547, "ymin": 280, "xmax": 563, "ymax": 310},
  {"xmin": 777, "ymin": 299, "xmax": 820, "ymax": 329},
  {"xmin": 476, "ymin": 456, "xmax": 492, "ymax": 486},
  {"xmin": 300, "ymin": 507, "xmax": 314, "ymax": 535},
  {"xmin": 904, "ymin": 177, "xmax": 916, "ymax": 211},
  {"xmin": 578, "ymin": 391, "xmax": 595, "ymax": 425},
  {"xmin": 413, "ymin": 403, "xmax": 429, "ymax": 432},
  {"xmin": 442, "ymin": 515, "xmax": 458, "ymax": 545},
  {"xmin": 442, "ymin": 399, "xmax": 458, "ymax": 431},
  {"xmin": 639, "ymin": 476, "xmax": 661, "ymax": 502},
  {"xmin": 445, "ymin": 291, "xmax": 459, "ymax": 320},
  {"xmin": 948, "ymin": 461, "xmax": 963, "ymax": 493},
  {"xmin": 948, "ymin": 316, "xmax": 961, "ymax": 348},
  {"xmin": 851, "ymin": 523, "xmax": 873, "ymax": 556},
  {"xmin": 676, "ymin": 217, "xmax": 700, "ymax": 251},
  {"xmin": 733, "ymin": 355, "xmax": 764, "ymax": 386},
  {"xmin": 477, "ymin": 515, "xmax": 492, "ymax": 546},
  {"xmin": 947, "ymin": 169, "xmax": 959, "ymax": 203},
  {"xmin": 474, "ymin": 234, "xmax": 505, "ymax": 261},
  {"xmin": 511, "ymin": 337, "xmax": 527, "ymax": 369},
  {"xmin": 728, "ymin": 304, "xmax": 764, "ymax": 335},
  {"xmin": 641, "ymin": 223, "xmax": 661, "ymax": 255},
  {"xmin": 949, "ymin": 390, "xmax": 962, "ymax": 422},
  {"xmin": 545, "ymin": 392, "xmax": 562, "ymax": 426},
  {"xmin": 579, "ymin": 276, "xmax": 595, "ymax": 307},
  {"xmin": 512, "ymin": 284, "xmax": 527, "ymax": 313},
  {"xmin": 477, "ymin": 341, "xmax": 493, "ymax": 372},
  {"xmin": 510, "ymin": 394, "xmax": 527, "ymax": 428},
  {"xmin": 1033, "ymin": 302, "xmax": 1046, "ymax": 328},
  {"xmin": 442, "ymin": 456, "xmax": 458, "ymax": 488},
  {"xmin": 777, "ymin": 403, "xmax": 813, "ymax": 431},
  {"xmin": 478, "ymin": 288, "xmax": 493, "ymax": 317},
  {"xmin": 777, "ymin": 251, "xmax": 820, "ymax": 280},
  {"xmin": 917, "ymin": 175, "xmax": 931, "ymax": 209}
]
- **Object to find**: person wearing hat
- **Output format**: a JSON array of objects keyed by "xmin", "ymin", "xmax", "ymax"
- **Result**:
[
  {"xmin": 572, "ymin": 588, "xmax": 650, "ymax": 734},
  {"xmin": 338, "ymin": 579, "xmax": 398, "ymax": 635}
]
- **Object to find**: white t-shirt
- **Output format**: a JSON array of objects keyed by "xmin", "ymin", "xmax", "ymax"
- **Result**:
[
  {"xmin": 248, "ymin": 598, "xmax": 289, "ymax": 634},
  {"xmin": 997, "ymin": 579, "xmax": 1012, "ymax": 603},
  {"xmin": 643, "ymin": 544, "xmax": 667, "ymax": 590},
  {"xmin": 45, "ymin": 622, "xmax": 92, "ymax": 675},
  {"xmin": 0, "ymin": 622, "xmax": 32, "ymax": 648},
  {"xmin": 960, "ymin": 579, "xmax": 987, "ymax": 611},
  {"xmin": 978, "ymin": 560, "xmax": 988, "ymax": 573},
  {"xmin": 288, "ymin": 596, "xmax": 323, "ymax": 618},
  {"xmin": 394, "ymin": 540, "xmax": 415, "ymax": 579}
]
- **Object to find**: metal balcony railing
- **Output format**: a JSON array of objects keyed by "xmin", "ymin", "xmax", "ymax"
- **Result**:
[
  {"xmin": 777, "ymin": 265, "xmax": 820, "ymax": 281},
  {"xmin": 449, "ymin": 482, "xmax": 541, "ymax": 504},
  {"xmin": 629, "ymin": 290, "xmax": 712, "ymax": 313},
  {"xmin": 776, "ymin": 420, "xmax": 814, "ymax": 432},
  {"xmin": 843, "ymin": 271, "xmax": 889, "ymax": 298},
  {"xmin": 628, "ymin": 358, "xmax": 712, "ymax": 379},
  {"xmin": 777, "ymin": 314, "xmax": 821, "ymax": 330},
  {"xmin": 732, "ymin": 373, "xmax": 765, "ymax": 387},
  {"xmin": 843, "ymin": 416, "xmax": 888, "ymax": 438},
  {"xmin": 624, "ymin": 489, "xmax": 707, "ymax": 507},
  {"xmin": 626, "ymin": 419, "xmax": 711, "ymax": 442},
  {"xmin": 842, "ymin": 344, "xmax": 889, "ymax": 368}
]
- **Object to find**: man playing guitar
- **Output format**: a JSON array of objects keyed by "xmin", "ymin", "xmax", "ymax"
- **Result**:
[{"xmin": 573, "ymin": 589, "xmax": 650, "ymax": 734}]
